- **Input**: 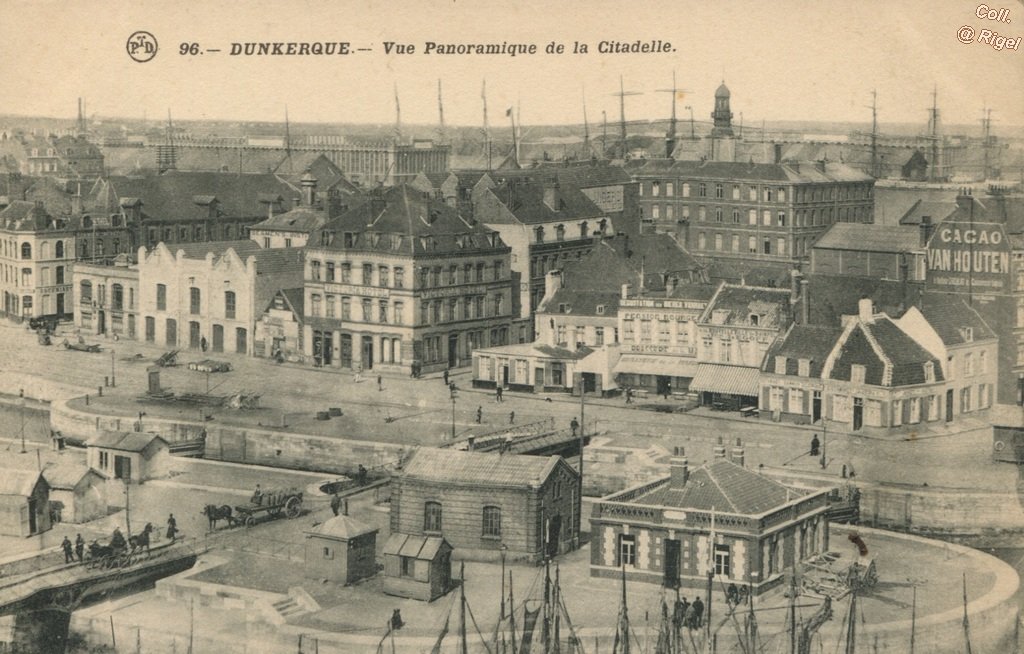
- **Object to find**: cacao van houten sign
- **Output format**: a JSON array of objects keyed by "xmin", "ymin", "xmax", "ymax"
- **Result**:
[{"xmin": 926, "ymin": 221, "xmax": 1012, "ymax": 292}]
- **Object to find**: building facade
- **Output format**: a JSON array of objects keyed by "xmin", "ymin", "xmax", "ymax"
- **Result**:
[
  {"xmin": 0, "ymin": 200, "xmax": 76, "ymax": 320},
  {"xmin": 73, "ymin": 257, "xmax": 140, "ymax": 338},
  {"xmin": 137, "ymin": 240, "xmax": 303, "ymax": 355},
  {"xmin": 811, "ymin": 222, "xmax": 927, "ymax": 281},
  {"xmin": 302, "ymin": 185, "xmax": 514, "ymax": 374},
  {"xmin": 590, "ymin": 452, "xmax": 830, "ymax": 594},
  {"xmin": 390, "ymin": 449, "xmax": 581, "ymax": 563}
]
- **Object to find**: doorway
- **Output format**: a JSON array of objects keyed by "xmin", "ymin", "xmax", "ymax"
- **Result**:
[
  {"xmin": 946, "ymin": 389, "xmax": 954, "ymax": 422},
  {"xmin": 114, "ymin": 455, "xmax": 132, "ymax": 481},
  {"xmin": 664, "ymin": 539, "xmax": 681, "ymax": 588},
  {"xmin": 581, "ymin": 372, "xmax": 597, "ymax": 394},
  {"xmin": 145, "ymin": 316, "xmax": 155, "ymax": 342},
  {"xmin": 56, "ymin": 293, "xmax": 64, "ymax": 316},
  {"xmin": 98, "ymin": 310, "xmax": 106, "ymax": 334},
  {"xmin": 340, "ymin": 333, "xmax": 352, "ymax": 368},
  {"xmin": 813, "ymin": 391, "xmax": 822, "ymax": 423},
  {"xmin": 448, "ymin": 333, "xmax": 459, "ymax": 368},
  {"xmin": 212, "ymin": 324, "xmax": 224, "ymax": 352},
  {"xmin": 853, "ymin": 397, "xmax": 863, "ymax": 431},
  {"xmin": 28, "ymin": 498, "xmax": 37, "ymax": 534},
  {"xmin": 502, "ymin": 365, "xmax": 510, "ymax": 387},
  {"xmin": 361, "ymin": 335, "xmax": 373, "ymax": 370},
  {"xmin": 166, "ymin": 319, "xmax": 177, "ymax": 347},
  {"xmin": 189, "ymin": 321, "xmax": 201, "ymax": 349},
  {"xmin": 656, "ymin": 376, "xmax": 671, "ymax": 397},
  {"xmin": 235, "ymin": 327, "xmax": 247, "ymax": 354}
]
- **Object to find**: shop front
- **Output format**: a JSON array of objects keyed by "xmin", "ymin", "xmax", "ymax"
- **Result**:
[{"xmin": 690, "ymin": 363, "xmax": 761, "ymax": 412}]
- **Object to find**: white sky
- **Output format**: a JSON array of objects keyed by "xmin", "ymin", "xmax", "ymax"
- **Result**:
[{"xmin": 2, "ymin": 0, "xmax": 1023, "ymax": 130}]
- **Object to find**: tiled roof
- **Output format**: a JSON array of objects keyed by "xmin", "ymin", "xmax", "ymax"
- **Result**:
[
  {"xmin": 250, "ymin": 206, "xmax": 327, "ymax": 233},
  {"xmin": 625, "ymin": 158, "xmax": 872, "ymax": 184},
  {"xmin": 251, "ymin": 247, "xmax": 303, "ymax": 275},
  {"xmin": 306, "ymin": 514, "xmax": 377, "ymax": 540},
  {"xmin": 951, "ymin": 195, "xmax": 1024, "ymax": 235},
  {"xmin": 897, "ymin": 198, "xmax": 957, "ymax": 226},
  {"xmin": 42, "ymin": 463, "xmax": 98, "ymax": 490},
  {"xmin": 88, "ymin": 431, "xmax": 167, "ymax": 452},
  {"xmin": 400, "ymin": 449, "xmax": 564, "ymax": 489},
  {"xmin": 701, "ymin": 285, "xmax": 792, "ymax": 328},
  {"xmin": 633, "ymin": 460, "xmax": 804, "ymax": 515},
  {"xmin": 166, "ymin": 239, "xmax": 263, "ymax": 260},
  {"xmin": 829, "ymin": 317, "xmax": 943, "ymax": 386},
  {"xmin": 918, "ymin": 294, "xmax": 996, "ymax": 345},
  {"xmin": 0, "ymin": 470, "xmax": 43, "ymax": 497},
  {"xmin": 813, "ymin": 223, "xmax": 922, "ymax": 252},
  {"xmin": 543, "ymin": 289, "xmax": 622, "ymax": 317},
  {"xmin": 763, "ymin": 325, "xmax": 843, "ymax": 376},
  {"xmin": 493, "ymin": 162, "xmax": 634, "ymax": 188},
  {"xmin": 704, "ymin": 260, "xmax": 793, "ymax": 288},
  {"xmin": 800, "ymin": 274, "xmax": 923, "ymax": 327},
  {"xmin": 489, "ymin": 179, "xmax": 604, "ymax": 225}
]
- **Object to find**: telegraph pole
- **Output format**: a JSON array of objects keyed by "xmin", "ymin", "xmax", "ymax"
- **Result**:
[{"xmin": 868, "ymin": 90, "xmax": 879, "ymax": 178}]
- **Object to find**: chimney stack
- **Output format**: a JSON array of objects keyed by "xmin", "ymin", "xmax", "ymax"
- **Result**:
[
  {"xmin": 789, "ymin": 268, "xmax": 801, "ymax": 304},
  {"xmin": 955, "ymin": 188, "xmax": 973, "ymax": 210},
  {"xmin": 713, "ymin": 435, "xmax": 727, "ymax": 459},
  {"xmin": 919, "ymin": 215, "xmax": 933, "ymax": 247},
  {"xmin": 300, "ymin": 170, "xmax": 318, "ymax": 207},
  {"xmin": 621, "ymin": 283, "xmax": 632, "ymax": 299},
  {"xmin": 670, "ymin": 446, "xmax": 689, "ymax": 488},
  {"xmin": 858, "ymin": 296, "xmax": 874, "ymax": 322},
  {"xmin": 800, "ymin": 278, "xmax": 809, "ymax": 325},
  {"xmin": 731, "ymin": 437, "xmax": 745, "ymax": 467}
]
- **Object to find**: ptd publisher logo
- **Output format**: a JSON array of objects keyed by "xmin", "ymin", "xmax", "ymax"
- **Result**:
[{"xmin": 126, "ymin": 31, "xmax": 158, "ymax": 63}]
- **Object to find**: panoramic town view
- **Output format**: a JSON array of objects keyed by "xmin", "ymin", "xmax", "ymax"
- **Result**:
[{"xmin": 1, "ymin": 1, "xmax": 1023, "ymax": 652}]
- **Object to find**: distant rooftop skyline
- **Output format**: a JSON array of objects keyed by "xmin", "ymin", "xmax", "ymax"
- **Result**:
[{"xmin": 2, "ymin": 0, "xmax": 1022, "ymax": 130}]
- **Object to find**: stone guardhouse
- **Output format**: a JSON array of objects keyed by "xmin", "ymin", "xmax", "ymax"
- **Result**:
[
  {"xmin": 589, "ymin": 447, "xmax": 831, "ymax": 595},
  {"xmin": 303, "ymin": 510, "xmax": 378, "ymax": 585}
]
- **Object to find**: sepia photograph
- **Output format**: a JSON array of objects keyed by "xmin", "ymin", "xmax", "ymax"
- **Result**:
[{"xmin": 0, "ymin": 0, "xmax": 1023, "ymax": 651}]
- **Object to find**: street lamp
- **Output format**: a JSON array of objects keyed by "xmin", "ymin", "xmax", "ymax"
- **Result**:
[
  {"xmin": 450, "ymin": 384, "xmax": 457, "ymax": 442},
  {"xmin": 19, "ymin": 388, "xmax": 26, "ymax": 454}
]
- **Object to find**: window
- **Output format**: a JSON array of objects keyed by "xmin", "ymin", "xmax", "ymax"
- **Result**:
[
  {"xmin": 732, "ymin": 185, "xmax": 740, "ymax": 200},
  {"xmin": 777, "ymin": 211, "xmax": 786, "ymax": 227},
  {"xmin": 763, "ymin": 210, "xmax": 772, "ymax": 226},
  {"xmin": 284, "ymin": 238, "xmax": 292, "ymax": 248},
  {"xmin": 850, "ymin": 364, "xmax": 866, "ymax": 384},
  {"xmin": 748, "ymin": 237, "xmax": 757, "ymax": 253},
  {"xmin": 618, "ymin": 534, "xmax": 636, "ymax": 566},
  {"xmin": 963, "ymin": 353, "xmax": 974, "ymax": 377},
  {"xmin": 400, "ymin": 556, "xmax": 414, "ymax": 577},
  {"xmin": 924, "ymin": 361, "xmax": 935, "ymax": 383},
  {"xmin": 762, "ymin": 239, "xmax": 772, "ymax": 255},
  {"xmin": 493, "ymin": 294, "xmax": 503, "ymax": 316},
  {"xmin": 341, "ymin": 296, "xmax": 351, "ymax": 320},
  {"xmin": 715, "ymin": 208, "xmax": 723, "ymax": 223},
  {"xmin": 535, "ymin": 226, "xmax": 545, "ymax": 243},
  {"xmin": 698, "ymin": 206, "xmax": 706, "ymax": 221},
  {"xmin": 595, "ymin": 327, "xmax": 605, "ymax": 346},
  {"xmin": 731, "ymin": 235, "xmax": 740, "ymax": 252},
  {"xmin": 666, "ymin": 182, "xmax": 674, "ymax": 196},
  {"xmin": 652, "ymin": 181, "xmax": 661, "ymax": 196},
  {"xmin": 748, "ymin": 209, "xmax": 757, "ymax": 225},
  {"xmin": 798, "ymin": 359, "xmax": 810, "ymax": 377},
  {"xmin": 714, "ymin": 544, "xmax": 731, "ymax": 577},
  {"xmin": 326, "ymin": 262, "xmax": 335, "ymax": 282},
  {"xmin": 20, "ymin": 243, "xmax": 31, "ymax": 260},
  {"xmin": 698, "ymin": 183, "xmax": 707, "ymax": 198},
  {"xmin": 493, "ymin": 261, "xmax": 504, "ymax": 280},
  {"xmin": 424, "ymin": 501, "xmax": 442, "ymax": 532},
  {"xmin": 979, "ymin": 350, "xmax": 988, "ymax": 374},
  {"xmin": 777, "ymin": 238, "xmax": 786, "ymax": 256},
  {"xmin": 311, "ymin": 294, "xmax": 322, "ymax": 317},
  {"xmin": 393, "ymin": 301, "xmax": 404, "ymax": 325},
  {"xmin": 652, "ymin": 205, "xmax": 660, "ymax": 220},
  {"xmin": 362, "ymin": 263, "xmax": 373, "ymax": 285},
  {"xmin": 682, "ymin": 183, "xmax": 690, "ymax": 197},
  {"xmin": 362, "ymin": 298, "xmax": 373, "ymax": 322},
  {"xmin": 714, "ymin": 234, "xmax": 723, "ymax": 250},
  {"xmin": 189, "ymin": 287, "xmax": 201, "ymax": 315},
  {"xmin": 341, "ymin": 263, "xmax": 351, "ymax": 283},
  {"xmin": 112, "ymin": 284, "xmax": 124, "ymax": 310},
  {"xmin": 482, "ymin": 506, "xmax": 502, "ymax": 538},
  {"xmin": 156, "ymin": 284, "xmax": 166, "ymax": 311},
  {"xmin": 326, "ymin": 294, "xmax": 336, "ymax": 318},
  {"xmin": 55, "ymin": 241, "xmax": 64, "ymax": 258},
  {"xmin": 715, "ymin": 183, "xmax": 724, "ymax": 199},
  {"xmin": 263, "ymin": 237, "xmax": 271, "ymax": 248},
  {"xmin": 225, "ymin": 291, "xmax": 236, "ymax": 319},
  {"xmin": 749, "ymin": 186, "xmax": 758, "ymax": 201},
  {"xmin": 80, "ymin": 280, "xmax": 92, "ymax": 303},
  {"xmin": 698, "ymin": 233, "xmax": 706, "ymax": 250},
  {"xmin": 394, "ymin": 267, "xmax": 405, "ymax": 288},
  {"xmin": 788, "ymin": 388, "xmax": 804, "ymax": 414}
]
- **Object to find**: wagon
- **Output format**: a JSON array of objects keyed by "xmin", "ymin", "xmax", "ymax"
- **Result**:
[
  {"xmin": 189, "ymin": 359, "xmax": 232, "ymax": 373},
  {"xmin": 234, "ymin": 487, "xmax": 303, "ymax": 527},
  {"xmin": 63, "ymin": 339, "xmax": 101, "ymax": 352}
]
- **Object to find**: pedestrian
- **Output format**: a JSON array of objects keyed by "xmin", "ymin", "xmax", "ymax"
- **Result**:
[
  {"xmin": 62, "ymin": 536, "xmax": 74, "ymax": 564},
  {"xmin": 200, "ymin": 336, "xmax": 208, "ymax": 352},
  {"xmin": 683, "ymin": 601, "xmax": 697, "ymax": 630},
  {"xmin": 496, "ymin": 386, "xmax": 503, "ymax": 402},
  {"xmin": 377, "ymin": 374, "xmax": 383, "ymax": 391},
  {"xmin": 443, "ymin": 369, "xmax": 450, "ymax": 386},
  {"xmin": 357, "ymin": 464, "xmax": 368, "ymax": 485},
  {"xmin": 166, "ymin": 514, "xmax": 178, "ymax": 542},
  {"xmin": 476, "ymin": 406, "xmax": 482, "ymax": 424},
  {"xmin": 509, "ymin": 410, "xmax": 515, "ymax": 424},
  {"xmin": 252, "ymin": 484, "xmax": 263, "ymax": 506},
  {"xmin": 663, "ymin": 381, "xmax": 671, "ymax": 400},
  {"xmin": 692, "ymin": 596, "xmax": 704, "ymax": 628},
  {"xmin": 354, "ymin": 364, "xmax": 362, "ymax": 384},
  {"xmin": 625, "ymin": 387, "xmax": 633, "ymax": 404},
  {"xmin": 75, "ymin": 533, "xmax": 85, "ymax": 562},
  {"xmin": 570, "ymin": 417, "xmax": 579, "ymax": 437},
  {"xmin": 330, "ymin": 492, "xmax": 342, "ymax": 516},
  {"xmin": 810, "ymin": 433, "xmax": 820, "ymax": 457}
]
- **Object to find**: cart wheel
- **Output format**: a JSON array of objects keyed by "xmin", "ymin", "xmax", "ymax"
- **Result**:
[
  {"xmin": 244, "ymin": 515, "xmax": 256, "ymax": 528},
  {"xmin": 285, "ymin": 496, "xmax": 301, "ymax": 518}
]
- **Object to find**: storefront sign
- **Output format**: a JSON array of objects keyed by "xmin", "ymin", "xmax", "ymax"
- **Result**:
[
  {"xmin": 627, "ymin": 343, "xmax": 696, "ymax": 355},
  {"xmin": 323, "ymin": 282, "xmax": 390, "ymax": 298},
  {"xmin": 926, "ymin": 221, "xmax": 1011, "ymax": 293}
]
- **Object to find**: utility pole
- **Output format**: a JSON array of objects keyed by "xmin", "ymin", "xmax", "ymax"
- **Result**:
[
  {"xmin": 111, "ymin": 348, "xmax": 116, "ymax": 387},
  {"xmin": 450, "ymin": 385, "xmax": 457, "ymax": 442},
  {"xmin": 868, "ymin": 90, "xmax": 879, "ymax": 178},
  {"xmin": 577, "ymin": 376, "xmax": 585, "ymax": 550},
  {"xmin": 19, "ymin": 388, "xmax": 26, "ymax": 454},
  {"xmin": 928, "ymin": 86, "xmax": 940, "ymax": 182}
]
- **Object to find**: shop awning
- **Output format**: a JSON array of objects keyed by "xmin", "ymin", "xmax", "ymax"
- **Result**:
[
  {"xmin": 689, "ymin": 364, "xmax": 761, "ymax": 397},
  {"xmin": 612, "ymin": 355, "xmax": 700, "ymax": 378}
]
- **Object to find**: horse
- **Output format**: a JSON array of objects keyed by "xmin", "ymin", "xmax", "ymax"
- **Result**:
[
  {"xmin": 129, "ymin": 523, "xmax": 154, "ymax": 553},
  {"xmin": 202, "ymin": 504, "xmax": 234, "ymax": 530}
]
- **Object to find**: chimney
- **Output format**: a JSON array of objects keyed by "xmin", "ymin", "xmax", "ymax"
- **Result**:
[
  {"xmin": 543, "ymin": 182, "xmax": 558, "ymax": 209},
  {"xmin": 800, "ymin": 278, "xmax": 809, "ymax": 325},
  {"xmin": 789, "ymin": 269, "xmax": 801, "ymax": 304},
  {"xmin": 670, "ymin": 446, "xmax": 689, "ymax": 488},
  {"xmin": 300, "ymin": 170, "xmax": 317, "ymax": 207},
  {"xmin": 621, "ymin": 283, "xmax": 632, "ymax": 299},
  {"xmin": 545, "ymin": 270, "xmax": 563, "ymax": 298},
  {"xmin": 919, "ymin": 215, "xmax": 933, "ymax": 247},
  {"xmin": 858, "ymin": 296, "xmax": 874, "ymax": 322},
  {"xmin": 713, "ymin": 435, "xmax": 727, "ymax": 459},
  {"xmin": 731, "ymin": 438, "xmax": 745, "ymax": 467},
  {"xmin": 666, "ymin": 276, "xmax": 677, "ymax": 297},
  {"xmin": 955, "ymin": 188, "xmax": 973, "ymax": 211},
  {"xmin": 70, "ymin": 186, "xmax": 83, "ymax": 215},
  {"xmin": 773, "ymin": 143, "xmax": 783, "ymax": 164}
]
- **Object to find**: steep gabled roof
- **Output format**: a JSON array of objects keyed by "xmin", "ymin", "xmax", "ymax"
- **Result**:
[
  {"xmin": 42, "ymin": 463, "xmax": 100, "ymax": 490},
  {"xmin": 167, "ymin": 239, "xmax": 262, "ymax": 261},
  {"xmin": 828, "ymin": 316, "xmax": 943, "ymax": 387},
  {"xmin": 762, "ymin": 324, "xmax": 843, "ymax": 376},
  {"xmin": 918, "ymin": 294, "xmax": 996, "ymax": 346},
  {"xmin": 88, "ymin": 431, "xmax": 168, "ymax": 452},
  {"xmin": 489, "ymin": 179, "xmax": 604, "ymax": 225},
  {"xmin": 0, "ymin": 470, "xmax": 44, "ymax": 497}
]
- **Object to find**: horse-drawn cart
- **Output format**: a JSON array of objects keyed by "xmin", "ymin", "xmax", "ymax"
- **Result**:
[{"xmin": 235, "ymin": 487, "xmax": 303, "ymax": 527}]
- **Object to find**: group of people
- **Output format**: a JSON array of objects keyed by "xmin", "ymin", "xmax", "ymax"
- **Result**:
[
  {"xmin": 61, "ymin": 534, "xmax": 86, "ymax": 564},
  {"xmin": 61, "ymin": 514, "xmax": 180, "ymax": 565},
  {"xmin": 672, "ymin": 595, "xmax": 705, "ymax": 631}
]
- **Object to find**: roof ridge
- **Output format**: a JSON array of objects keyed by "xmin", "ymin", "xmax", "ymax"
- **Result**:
[
  {"xmin": 860, "ymin": 319, "xmax": 894, "ymax": 385},
  {"xmin": 704, "ymin": 463, "xmax": 739, "ymax": 512}
]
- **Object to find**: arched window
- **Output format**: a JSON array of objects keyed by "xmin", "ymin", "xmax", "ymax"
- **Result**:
[
  {"xmin": 482, "ymin": 506, "xmax": 502, "ymax": 538},
  {"xmin": 424, "ymin": 501, "xmax": 442, "ymax": 532},
  {"xmin": 579, "ymin": 221, "xmax": 588, "ymax": 238},
  {"xmin": 535, "ymin": 226, "xmax": 545, "ymax": 243},
  {"xmin": 55, "ymin": 241, "xmax": 64, "ymax": 258},
  {"xmin": 555, "ymin": 224, "xmax": 565, "ymax": 242},
  {"xmin": 80, "ymin": 280, "xmax": 92, "ymax": 303},
  {"xmin": 20, "ymin": 243, "xmax": 31, "ymax": 260},
  {"xmin": 225, "ymin": 291, "xmax": 236, "ymax": 319}
]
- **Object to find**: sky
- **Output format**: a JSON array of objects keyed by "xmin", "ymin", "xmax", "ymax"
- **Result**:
[{"xmin": 2, "ymin": 0, "xmax": 1023, "ymax": 131}]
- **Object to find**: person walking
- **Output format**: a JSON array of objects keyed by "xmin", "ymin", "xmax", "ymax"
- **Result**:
[
  {"xmin": 377, "ymin": 374, "xmax": 383, "ymax": 391},
  {"xmin": 166, "ymin": 514, "xmax": 178, "ymax": 542},
  {"xmin": 496, "ymin": 386, "xmax": 503, "ymax": 402},
  {"xmin": 692, "ymin": 596, "xmax": 704, "ymax": 629},
  {"xmin": 200, "ymin": 336, "xmax": 208, "ymax": 352},
  {"xmin": 509, "ymin": 410, "xmax": 515, "ymax": 424},
  {"xmin": 810, "ymin": 433, "xmax": 820, "ymax": 457},
  {"xmin": 476, "ymin": 406, "xmax": 483, "ymax": 424},
  {"xmin": 330, "ymin": 492, "xmax": 342, "ymax": 516},
  {"xmin": 625, "ymin": 387, "xmax": 633, "ymax": 404},
  {"xmin": 62, "ymin": 536, "xmax": 74, "ymax": 564},
  {"xmin": 75, "ymin": 534, "xmax": 85, "ymax": 563},
  {"xmin": 443, "ymin": 369, "xmax": 450, "ymax": 386},
  {"xmin": 570, "ymin": 417, "xmax": 580, "ymax": 437}
]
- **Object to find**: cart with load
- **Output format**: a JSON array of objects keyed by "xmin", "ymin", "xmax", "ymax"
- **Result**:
[
  {"xmin": 234, "ymin": 487, "xmax": 303, "ymax": 527},
  {"xmin": 156, "ymin": 350, "xmax": 179, "ymax": 367}
]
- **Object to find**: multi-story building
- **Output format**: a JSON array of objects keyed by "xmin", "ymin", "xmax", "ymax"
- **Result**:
[
  {"xmin": 137, "ymin": 240, "xmax": 303, "ymax": 354},
  {"xmin": 474, "ymin": 177, "xmax": 613, "ymax": 321},
  {"xmin": 302, "ymin": 185, "xmax": 514, "ymax": 374},
  {"xmin": 0, "ymin": 133, "xmax": 104, "ymax": 178},
  {"xmin": 626, "ymin": 158, "xmax": 875, "ymax": 265},
  {"xmin": 73, "ymin": 257, "xmax": 140, "ymax": 339},
  {"xmin": 0, "ymin": 200, "xmax": 75, "ymax": 320},
  {"xmin": 811, "ymin": 222, "xmax": 927, "ymax": 281},
  {"xmin": 249, "ymin": 172, "xmax": 332, "ymax": 249}
]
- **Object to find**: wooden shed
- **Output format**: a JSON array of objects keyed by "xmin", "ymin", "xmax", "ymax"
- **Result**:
[
  {"xmin": 0, "ymin": 470, "xmax": 51, "ymax": 537},
  {"xmin": 86, "ymin": 432, "xmax": 171, "ymax": 484},
  {"xmin": 303, "ymin": 513, "xmax": 378, "ymax": 585},
  {"xmin": 42, "ymin": 463, "xmax": 108, "ymax": 524},
  {"xmin": 382, "ymin": 533, "xmax": 452, "ymax": 602}
]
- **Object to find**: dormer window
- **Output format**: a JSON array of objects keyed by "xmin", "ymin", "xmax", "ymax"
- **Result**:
[
  {"xmin": 559, "ymin": 303, "xmax": 569, "ymax": 313},
  {"xmin": 343, "ymin": 232, "xmax": 355, "ymax": 247},
  {"xmin": 555, "ymin": 225, "xmax": 565, "ymax": 242},
  {"xmin": 596, "ymin": 305, "xmax": 605, "ymax": 315},
  {"xmin": 774, "ymin": 356, "xmax": 787, "ymax": 374},
  {"xmin": 535, "ymin": 226, "xmax": 545, "ymax": 243},
  {"xmin": 851, "ymin": 364, "xmax": 866, "ymax": 384},
  {"xmin": 924, "ymin": 361, "xmax": 935, "ymax": 383},
  {"xmin": 959, "ymin": 327, "xmax": 974, "ymax": 343},
  {"xmin": 749, "ymin": 314, "xmax": 760, "ymax": 326},
  {"xmin": 798, "ymin": 358, "xmax": 810, "ymax": 377}
]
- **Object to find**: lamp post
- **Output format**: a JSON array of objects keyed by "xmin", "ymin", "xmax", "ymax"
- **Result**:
[
  {"xmin": 450, "ymin": 385, "xmax": 457, "ymax": 442},
  {"xmin": 19, "ymin": 388, "xmax": 26, "ymax": 454},
  {"xmin": 110, "ymin": 349, "xmax": 116, "ymax": 387}
]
